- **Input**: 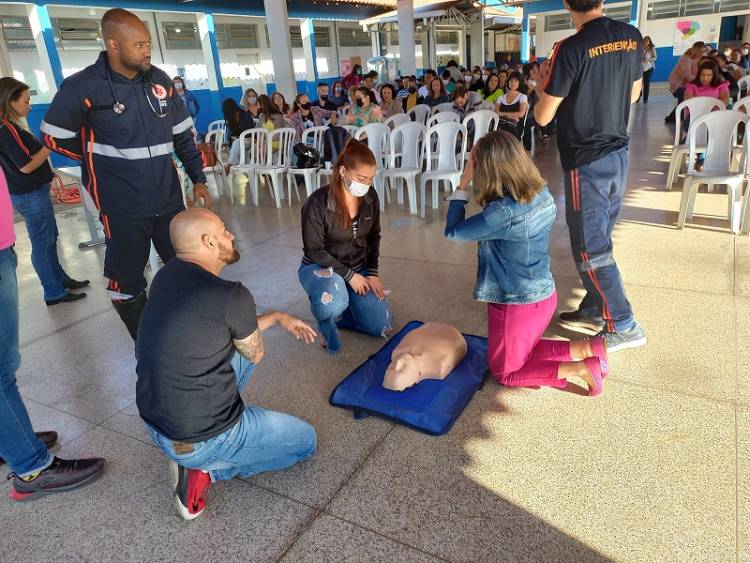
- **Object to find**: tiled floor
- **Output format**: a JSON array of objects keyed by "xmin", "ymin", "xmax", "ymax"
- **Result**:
[{"xmin": 1, "ymin": 95, "xmax": 746, "ymax": 562}]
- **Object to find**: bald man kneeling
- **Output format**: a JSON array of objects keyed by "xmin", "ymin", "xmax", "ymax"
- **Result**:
[{"xmin": 135, "ymin": 208, "xmax": 318, "ymax": 521}]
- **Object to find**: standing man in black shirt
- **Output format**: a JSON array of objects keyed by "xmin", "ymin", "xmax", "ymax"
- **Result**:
[
  {"xmin": 136, "ymin": 208, "xmax": 318, "ymax": 520},
  {"xmin": 533, "ymin": 0, "xmax": 646, "ymax": 352}
]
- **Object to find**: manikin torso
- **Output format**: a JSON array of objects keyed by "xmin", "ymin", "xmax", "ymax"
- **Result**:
[{"xmin": 383, "ymin": 323, "xmax": 468, "ymax": 391}]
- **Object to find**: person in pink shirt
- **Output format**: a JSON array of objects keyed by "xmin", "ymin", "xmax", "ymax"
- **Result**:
[
  {"xmin": 683, "ymin": 59, "xmax": 730, "ymax": 105},
  {"xmin": 665, "ymin": 42, "xmax": 707, "ymax": 123}
]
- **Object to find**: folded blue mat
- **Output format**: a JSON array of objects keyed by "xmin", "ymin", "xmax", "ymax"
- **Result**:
[{"xmin": 329, "ymin": 321, "xmax": 489, "ymax": 436}]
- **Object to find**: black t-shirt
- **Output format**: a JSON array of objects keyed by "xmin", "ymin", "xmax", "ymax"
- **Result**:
[
  {"xmin": 311, "ymin": 98, "xmax": 338, "ymax": 112},
  {"xmin": 0, "ymin": 120, "xmax": 54, "ymax": 194},
  {"xmin": 135, "ymin": 259, "xmax": 258, "ymax": 443},
  {"xmin": 545, "ymin": 17, "xmax": 643, "ymax": 171}
]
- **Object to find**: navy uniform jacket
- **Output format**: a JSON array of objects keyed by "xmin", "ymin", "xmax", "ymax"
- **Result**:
[{"xmin": 41, "ymin": 51, "xmax": 206, "ymax": 219}]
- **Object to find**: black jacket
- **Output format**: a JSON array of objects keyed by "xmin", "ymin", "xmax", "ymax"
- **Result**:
[{"xmin": 301, "ymin": 185, "xmax": 381, "ymax": 281}]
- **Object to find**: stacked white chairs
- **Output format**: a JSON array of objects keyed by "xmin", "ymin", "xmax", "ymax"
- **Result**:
[
  {"xmin": 431, "ymin": 102, "xmax": 455, "ymax": 115},
  {"xmin": 419, "ymin": 121, "xmax": 467, "ymax": 218},
  {"xmin": 733, "ymin": 96, "xmax": 750, "ymax": 114},
  {"xmin": 384, "ymin": 113, "xmax": 410, "ymax": 130},
  {"xmin": 253, "ymin": 127, "xmax": 296, "ymax": 207},
  {"xmin": 426, "ymin": 112, "xmax": 460, "ymax": 129},
  {"xmin": 355, "ymin": 123, "xmax": 390, "ymax": 209},
  {"xmin": 665, "ymin": 97, "xmax": 725, "ymax": 190},
  {"xmin": 288, "ymin": 126, "xmax": 327, "ymax": 199},
  {"xmin": 738, "ymin": 75, "xmax": 750, "ymax": 98},
  {"xmin": 677, "ymin": 111, "xmax": 749, "ymax": 233},
  {"xmin": 229, "ymin": 128, "xmax": 267, "ymax": 206},
  {"xmin": 408, "ymin": 104, "xmax": 430, "ymax": 125},
  {"xmin": 382, "ymin": 122, "xmax": 426, "ymax": 215}
]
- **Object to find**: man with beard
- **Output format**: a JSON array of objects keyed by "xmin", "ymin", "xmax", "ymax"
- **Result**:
[
  {"xmin": 40, "ymin": 9, "xmax": 209, "ymax": 341},
  {"xmin": 135, "ymin": 208, "xmax": 318, "ymax": 520}
]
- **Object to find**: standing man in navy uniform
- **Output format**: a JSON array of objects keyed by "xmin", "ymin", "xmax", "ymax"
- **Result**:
[
  {"xmin": 41, "ymin": 9, "xmax": 210, "ymax": 341},
  {"xmin": 533, "ymin": 0, "xmax": 646, "ymax": 352}
]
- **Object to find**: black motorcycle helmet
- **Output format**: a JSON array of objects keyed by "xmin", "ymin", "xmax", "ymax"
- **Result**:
[{"xmin": 291, "ymin": 143, "xmax": 321, "ymax": 169}]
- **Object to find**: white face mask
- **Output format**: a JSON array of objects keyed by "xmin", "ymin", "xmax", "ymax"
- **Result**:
[
  {"xmin": 248, "ymin": 96, "xmax": 257, "ymax": 105},
  {"xmin": 527, "ymin": 79, "xmax": 537, "ymax": 89},
  {"xmin": 342, "ymin": 169, "xmax": 370, "ymax": 197},
  {"xmin": 464, "ymin": 75, "xmax": 473, "ymax": 83},
  {"xmin": 743, "ymin": 49, "xmax": 749, "ymax": 56}
]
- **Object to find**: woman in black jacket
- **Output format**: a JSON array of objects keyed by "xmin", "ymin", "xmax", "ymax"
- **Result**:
[{"xmin": 298, "ymin": 138, "xmax": 392, "ymax": 353}]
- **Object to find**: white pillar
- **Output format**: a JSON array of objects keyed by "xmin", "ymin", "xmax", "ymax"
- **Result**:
[
  {"xmin": 428, "ymin": 20, "xmax": 437, "ymax": 69},
  {"xmin": 197, "ymin": 13, "xmax": 222, "ymax": 92},
  {"xmin": 397, "ymin": 0, "xmax": 416, "ymax": 76},
  {"xmin": 300, "ymin": 18, "xmax": 318, "ymax": 83},
  {"xmin": 486, "ymin": 29, "xmax": 496, "ymax": 66},
  {"xmin": 25, "ymin": 5, "xmax": 58, "ymax": 96},
  {"xmin": 470, "ymin": 13, "xmax": 484, "ymax": 68},
  {"xmin": 370, "ymin": 26, "xmax": 380, "ymax": 58},
  {"xmin": 263, "ymin": 0, "xmax": 296, "ymax": 99}
]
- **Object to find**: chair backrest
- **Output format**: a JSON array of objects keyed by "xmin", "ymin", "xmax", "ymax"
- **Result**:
[
  {"xmin": 355, "ymin": 123, "xmax": 390, "ymax": 169},
  {"xmin": 738, "ymin": 75, "xmax": 750, "ymax": 95},
  {"xmin": 463, "ymin": 109, "xmax": 499, "ymax": 144},
  {"xmin": 265, "ymin": 127, "xmax": 296, "ymax": 167},
  {"xmin": 207, "ymin": 120, "xmax": 226, "ymax": 132},
  {"xmin": 431, "ymin": 102, "xmax": 456, "ymax": 115},
  {"xmin": 674, "ymin": 96, "xmax": 725, "ymax": 147},
  {"xmin": 389, "ymin": 122, "xmax": 426, "ymax": 169},
  {"xmin": 301, "ymin": 125, "xmax": 327, "ymax": 155},
  {"xmin": 238, "ymin": 128, "xmax": 268, "ymax": 166},
  {"xmin": 687, "ymin": 110, "xmax": 748, "ymax": 174},
  {"xmin": 343, "ymin": 124, "xmax": 360, "ymax": 138},
  {"xmin": 468, "ymin": 91, "xmax": 483, "ymax": 109},
  {"xmin": 733, "ymin": 95, "xmax": 750, "ymax": 115},
  {"xmin": 424, "ymin": 121, "xmax": 467, "ymax": 173},
  {"xmin": 426, "ymin": 112, "xmax": 460, "ymax": 129},
  {"xmin": 408, "ymin": 104, "xmax": 430, "ymax": 125},
  {"xmin": 384, "ymin": 113, "xmax": 410, "ymax": 130}
]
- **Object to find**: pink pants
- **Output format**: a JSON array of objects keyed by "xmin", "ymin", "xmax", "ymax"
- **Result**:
[{"xmin": 488, "ymin": 292, "xmax": 572, "ymax": 388}]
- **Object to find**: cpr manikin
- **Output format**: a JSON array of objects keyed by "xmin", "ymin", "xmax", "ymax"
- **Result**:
[{"xmin": 383, "ymin": 323, "xmax": 468, "ymax": 391}]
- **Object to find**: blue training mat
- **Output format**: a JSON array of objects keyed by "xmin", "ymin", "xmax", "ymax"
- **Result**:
[{"xmin": 329, "ymin": 321, "xmax": 489, "ymax": 436}]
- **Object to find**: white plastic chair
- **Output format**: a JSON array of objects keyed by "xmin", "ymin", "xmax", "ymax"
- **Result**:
[
  {"xmin": 355, "ymin": 123, "xmax": 389, "ymax": 209},
  {"xmin": 408, "ymin": 104, "xmax": 430, "ymax": 125},
  {"xmin": 253, "ymin": 127, "xmax": 296, "ymax": 207},
  {"xmin": 288, "ymin": 126, "xmax": 327, "ymax": 199},
  {"xmin": 343, "ymin": 124, "xmax": 360, "ymax": 138},
  {"xmin": 734, "ymin": 95, "xmax": 750, "ymax": 115},
  {"xmin": 384, "ymin": 113, "xmax": 410, "ymax": 130},
  {"xmin": 677, "ymin": 111, "xmax": 749, "ymax": 233},
  {"xmin": 431, "ymin": 102, "xmax": 456, "ymax": 115},
  {"xmin": 666, "ymin": 97, "xmax": 725, "ymax": 190},
  {"xmin": 738, "ymin": 75, "xmax": 750, "ymax": 98},
  {"xmin": 426, "ymin": 112, "xmax": 460, "ymax": 129},
  {"xmin": 229, "ymin": 128, "xmax": 267, "ymax": 206},
  {"xmin": 207, "ymin": 119, "xmax": 228, "ymax": 144},
  {"xmin": 463, "ymin": 109, "xmax": 499, "ymax": 146},
  {"xmin": 419, "ymin": 121, "xmax": 468, "ymax": 218},
  {"xmin": 201, "ymin": 130, "xmax": 230, "ymax": 202},
  {"xmin": 382, "ymin": 122, "xmax": 426, "ymax": 215},
  {"xmin": 468, "ymin": 91, "xmax": 483, "ymax": 110}
]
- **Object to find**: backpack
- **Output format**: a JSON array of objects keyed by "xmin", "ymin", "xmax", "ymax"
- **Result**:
[{"xmin": 322, "ymin": 126, "xmax": 350, "ymax": 165}]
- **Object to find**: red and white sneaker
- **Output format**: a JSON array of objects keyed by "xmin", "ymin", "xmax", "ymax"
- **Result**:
[{"xmin": 169, "ymin": 461, "xmax": 211, "ymax": 521}]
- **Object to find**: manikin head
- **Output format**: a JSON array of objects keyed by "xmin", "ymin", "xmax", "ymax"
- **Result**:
[
  {"xmin": 170, "ymin": 208, "xmax": 239, "ymax": 276},
  {"xmin": 383, "ymin": 353, "xmax": 420, "ymax": 391},
  {"xmin": 102, "ymin": 8, "xmax": 152, "ymax": 76}
]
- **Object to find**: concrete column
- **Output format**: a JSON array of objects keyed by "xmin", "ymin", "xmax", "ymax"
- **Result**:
[
  {"xmin": 457, "ymin": 26, "xmax": 465, "ymax": 66},
  {"xmin": 197, "ymin": 13, "xmax": 223, "ymax": 91},
  {"xmin": 470, "ymin": 13, "xmax": 484, "ymax": 69},
  {"xmin": 428, "ymin": 20, "xmax": 436, "ymax": 69},
  {"xmin": 263, "ymin": 0, "xmax": 296, "ymax": 99},
  {"xmin": 26, "ymin": 4, "xmax": 62, "ymax": 92},
  {"xmin": 486, "ymin": 29, "xmax": 496, "ymax": 66},
  {"xmin": 0, "ymin": 26, "xmax": 13, "ymax": 78},
  {"xmin": 300, "ymin": 18, "xmax": 318, "ymax": 85},
  {"xmin": 397, "ymin": 0, "xmax": 416, "ymax": 76},
  {"xmin": 521, "ymin": 13, "xmax": 530, "ymax": 63},
  {"xmin": 370, "ymin": 25, "xmax": 380, "ymax": 58}
]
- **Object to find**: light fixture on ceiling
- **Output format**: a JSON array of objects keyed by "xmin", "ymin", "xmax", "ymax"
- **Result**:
[{"xmin": 175, "ymin": 27, "xmax": 181, "ymax": 33}]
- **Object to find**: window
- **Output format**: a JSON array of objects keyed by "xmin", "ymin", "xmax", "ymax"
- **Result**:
[
  {"xmin": 290, "ymin": 26, "xmax": 303, "ymax": 48},
  {"xmin": 338, "ymin": 26, "xmax": 371, "ymax": 47},
  {"xmin": 215, "ymin": 23, "xmax": 259, "ymax": 49},
  {"xmin": 162, "ymin": 22, "xmax": 200, "ymax": 50},
  {"xmin": 647, "ymin": 0, "xmax": 750, "ymax": 20},
  {"xmin": 314, "ymin": 26, "xmax": 331, "ymax": 48},
  {"xmin": 605, "ymin": 5, "xmax": 633, "ymax": 22},
  {"xmin": 544, "ymin": 13, "xmax": 573, "ymax": 32},
  {"xmin": 0, "ymin": 16, "xmax": 35, "ymax": 52},
  {"xmin": 52, "ymin": 18, "xmax": 103, "ymax": 51}
]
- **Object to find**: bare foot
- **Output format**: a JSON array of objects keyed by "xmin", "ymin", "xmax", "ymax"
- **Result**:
[
  {"xmin": 569, "ymin": 340, "xmax": 593, "ymax": 361},
  {"xmin": 558, "ymin": 361, "xmax": 595, "ymax": 392}
]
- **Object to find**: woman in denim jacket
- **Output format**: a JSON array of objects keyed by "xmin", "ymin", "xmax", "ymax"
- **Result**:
[{"xmin": 445, "ymin": 131, "xmax": 607, "ymax": 396}]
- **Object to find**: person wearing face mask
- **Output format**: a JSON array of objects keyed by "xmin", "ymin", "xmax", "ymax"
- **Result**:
[
  {"xmin": 311, "ymin": 82, "xmax": 338, "ymax": 112},
  {"xmin": 241, "ymin": 88, "xmax": 261, "ymax": 119},
  {"xmin": 741, "ymin": 43, "xmax": 750, "ymax": 71},
  {"xmin": 299, "ymin": 139, "xmax": 392, "ymax": 354},
  {"xmin": 173, "ymin": 76, "xmax": 199, "ymax": 120},
  {"xmin": 344, "ymin": 87, "xmax": 383, "ymax": 126},
  {"xmin": 289, "ymin": 93, "xmax": 337, "ymax": 142},
  {"xmin": 441, "ymin": 70, "xmax": 457, "ymax": 95},
  {"xmin": 328, "ymin": 81, "xmax": 349, "ymax": 108},
  {"xmin": 469, "ymin": 67, "xmax": 484, "ymax": 92},
  {"xmin": 342, "ymin": 64, "xmax": 363, "ymax": 91}
]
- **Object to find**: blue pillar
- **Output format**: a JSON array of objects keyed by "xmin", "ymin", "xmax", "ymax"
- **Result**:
[
  {"xmin": 33, "ymin": 4, "xmax": 64, "ymax": 88},
  {"xmin": 204, "ymin": 13, "xmax": 224, "ymax": 92},
  {"xmin": 629, "ymin": 0, "xmax": 639, "ymax": 27},
  {"xmin": 521, "ymin": 14, "xmax": 530, "ymax": 63}
]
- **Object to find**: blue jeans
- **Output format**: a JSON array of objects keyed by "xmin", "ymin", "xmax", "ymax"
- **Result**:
[
  {"xmin": 564, "ymin": 147, "xmax": 635, "ymax": 332},
  {"xmin": 298, "ymin": 263, "xmax": 393, "ymax": 354},
  {"xmin": 0, "ymin": 247, "xmax": 54, "ymax": 477},
  {"xmin": 9, "ymin": 184, "xmax": 67, "ymax": 300},
  {"xmin": 146, "ymin": 353, "xmax": 316, "ymax": 482}
]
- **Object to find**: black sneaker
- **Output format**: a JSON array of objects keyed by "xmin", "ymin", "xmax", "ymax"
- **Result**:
[
  {"xmin": 0, "ymin": 431, "xmax": 57, "ymax": 466},
  {"xmin": 559, "ymin": 309, "xmax": 605, "ymax": 331},
  {"xmin": 63, "ymin": 277, "xmax": 90, "ymax": 290},
  {"xmin": 169, "ymin": 461, "xmax": 211, "ymax": 521},
  {"xmin": 45, "ymin": 292, "xmax": 87, "ymax": 306},
  {"xmin": 8, "ymin": 456, "xmax": 105, "ymax": 501},
  {"xmin": 596, "ymin": 323, "xmax": 647, "ymax": 353}
]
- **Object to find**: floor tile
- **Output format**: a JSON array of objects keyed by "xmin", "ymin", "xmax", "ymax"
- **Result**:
[
  {"xmin": 99, "ymin": 402, "xmax": 155, "ymax": 447},
  {"xmin": 20, "ymin": 398, "xmax": 96, "ymax": 448},
  {"xmin": 739, "ymin": 440, "xmax": 749, "ymax": 563}
]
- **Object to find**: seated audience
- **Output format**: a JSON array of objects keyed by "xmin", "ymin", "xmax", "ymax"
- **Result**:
[
  {"xmin": 450, "ymin": 85, "xmax": 472, "ymax": 118},
  {"xmin": 666, "ymin": 42, "xmax": 705, "ymax": 123},
  {"xmin": 240, "ymin": 88, "xmax": 261, "ymax": 119},
  {"xmin": 311, "ymin": 82, "xmax": 339, "ymax": 112},
  {"xmin": 222, "ymin": 98, "xmax": 254, "ymax": 142},
  {"xmin": 271, "ymin": 91, "xmax": 292, "ymax": 118},
  {"xmin": 441, "ymin": 70, "xmax": 457, "ymax": 95},
  {"xmin": 424, "ymin": 77, "xmax": 450, "ymax": 108},
  {"xmin": 345, "ymin": 86, "xmax": 383, "ymax": 126},
  {"xmin": 136, "ymin": 208, "xmax": 317, "ymax": 520},
  {"xmin": 469, "ymin": 67, "xmax": 484, "ymax": 92},
  {"xmin": 445, "ymin": 132, "xmax": 606, "ymax": 396},
  {"xmin": 379, "ymin": 84, "xmax": 403, "ymax": 119},
  {"xmin": 684, "ymin": 59, "xmax": 730, "ymax": 105},
  {"xmin": 495, "ymin": 72, "xmax": 529, "ymax": 140},
  {"xmin": 329, "ymin": 81, "xmax": 349, "ymax": 108},
  {"xmin": 341, "ymin": 64, "xmax": 363, "ymax": 90},
  {"xmin": 481, "ymin": 73, "xmax": 504, "ymax": 105},
  {"xmin": 497, "ymin": 70, "xmax": 509, "ymax": 92},
  {"xmin": 446, "ymin": 59, "xmax": 463, "ymax": 82},
  {"xmin": 289, "ymin": 93, "xmax": 337, "ymax": 142},
  {"xmin": 418, "ymin": 69, "xmax": 437, "ymax": 98},
  {"xmin": 712, "ymin": 54, "xmax": 739, "ymax": 100},
  {"xmin": 299, "ymin": 139, "xmax": 391, "ymax": 354}
]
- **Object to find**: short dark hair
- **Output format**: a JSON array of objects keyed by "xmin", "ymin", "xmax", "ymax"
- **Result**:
[
  {"xmin": 317, "ymin": 82, "xmax": 328, "ymax": 88},
  {"xmin": 424, "ymin": 69, "xmax": 436, "ymax": 78},
  {"xmin": 380, "ymin": 83, "xmax": 396, "ymax": 98},
  {"xmin": 565, "ymin": 0, "xmax": 603, "ymax": 13}
]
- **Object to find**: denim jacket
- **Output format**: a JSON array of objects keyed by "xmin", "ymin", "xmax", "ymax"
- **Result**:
[{"xmin": 444, "ymin": 187, "xmax": 556, "ymax": 304}]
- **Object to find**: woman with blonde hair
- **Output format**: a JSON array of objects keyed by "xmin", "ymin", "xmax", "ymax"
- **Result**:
[{"xmin": 445, "ymin": 131, "xmax": 606, "ymax": 396}]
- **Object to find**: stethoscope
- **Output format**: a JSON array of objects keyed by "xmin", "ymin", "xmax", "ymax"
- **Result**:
[{"xmin": 105, "ymin": 63, "xmax": 169, "ymax": 118}]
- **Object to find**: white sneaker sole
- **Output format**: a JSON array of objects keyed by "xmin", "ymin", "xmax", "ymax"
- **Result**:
[
  {"xmin": 607, "ymin": 335, "xmax": 647, "ymax": 353},
  {"xmin": 168, "ymin": 460, "xmax": 204, "ymax": 521}
]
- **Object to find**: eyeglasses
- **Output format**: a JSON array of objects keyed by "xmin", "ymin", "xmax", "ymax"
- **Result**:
[{"xmin": 143, "ymin": 82, "xmax": 170, "ymax": 119}]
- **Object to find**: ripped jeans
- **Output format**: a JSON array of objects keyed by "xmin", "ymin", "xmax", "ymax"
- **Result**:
[{"xmin": 298, "ymin": 263, "xmax": 392, "ymax": 353}]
